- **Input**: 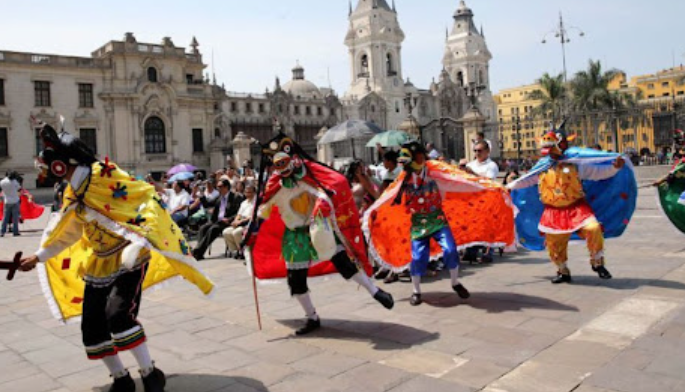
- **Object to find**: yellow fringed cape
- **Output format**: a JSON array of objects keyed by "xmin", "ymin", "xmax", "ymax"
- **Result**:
[{"xmin": 37, "ymin": 161, "xmax": 214, "ymax": 323}]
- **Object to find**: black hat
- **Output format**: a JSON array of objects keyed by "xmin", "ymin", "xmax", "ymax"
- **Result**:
[{"xmin": 37, "ymin": 121, "xmax": 97, "ymax": 180}]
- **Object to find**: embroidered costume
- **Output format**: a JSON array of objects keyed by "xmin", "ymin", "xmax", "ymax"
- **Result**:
[
  {"xmin": 655, "ymin": 129, "xmax": 685, "ymax": 233},
  {"xmin": 508, "ymin": 124, "xmax": 637, "ymax": 283},
  {"xmin": 24, "ymin": 122, "xmax": 214, "ymax": 392},
  {"xmin": 248, "ymin": 135, "xmax": 393, "ymax": 335},
  {"xmin": 362, "ymin": 141, "xmax": 516, "ymax": 305}
]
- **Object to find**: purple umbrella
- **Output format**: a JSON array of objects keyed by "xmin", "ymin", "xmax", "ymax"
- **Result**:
[{"xmin": 167, "ymin": 163, "xmax": 197, "ymax": 176}]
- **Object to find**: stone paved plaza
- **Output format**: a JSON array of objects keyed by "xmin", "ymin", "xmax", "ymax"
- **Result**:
[{"xmin": 1, "ymin": 182, "xmax": 685, "ymax": 392}]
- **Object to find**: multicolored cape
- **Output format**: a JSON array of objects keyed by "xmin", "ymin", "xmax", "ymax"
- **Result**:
[
  {"xmin": 0, "ymin": 190, "xmax": 45, "ymax": 220},
  {"xmin": 362, "ymin": 160, "xmax": 516, "ymax": 271},
  {"xmin": 38, "ymin": 161, "xmax": 214, "ymax": 323},
  {"xmin": 509, "ymin": 147, "xmax": 637, "ymax": 251},
  {"xmin": 251, "ymin": 161, "xmax": 372, "ymax": 281},
  {"xmin": 657, "ymin": 160, "xmax": 685, "ymax": 234}
]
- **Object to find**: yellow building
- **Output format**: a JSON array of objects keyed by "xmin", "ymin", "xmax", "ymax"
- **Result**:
[
  {"xmin": 496, "ymin": 65, "xmax": 685, "ymax": 159},
  {"xmin": 494, "ymin": 84, "xmax": 548, "ymax": 159}
]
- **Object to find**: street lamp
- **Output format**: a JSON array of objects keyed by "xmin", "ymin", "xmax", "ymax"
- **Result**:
[{"xmin": 542, "ymin": 12, "xmax": 585, "ymax": 85}]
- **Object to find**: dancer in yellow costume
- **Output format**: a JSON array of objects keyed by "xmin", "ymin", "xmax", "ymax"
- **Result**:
[{"xmin": 20, "ymin": 122, "xmax": 214, "ymax": 392}]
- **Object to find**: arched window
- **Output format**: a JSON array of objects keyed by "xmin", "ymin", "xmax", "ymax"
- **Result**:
[
  {"xmin": 147, "ymin": 67, "xmax": 158, "ymax": 83},
  {"xmin": 456, "ymin": 71, "xmax": 464, "ymax": 87},
  {"xmin": 359, "ymin": 54, "xmax": 369, "ymax": 77},
  {"xmin": 386, "ymin": 53, "xmax": 394, "ymax": 76},
  {"xmin": 144, "ymin": 116, "xmax": 166, "ymax": 154}
]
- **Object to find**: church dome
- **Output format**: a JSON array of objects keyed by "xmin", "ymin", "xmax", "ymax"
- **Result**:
[{"xmin": 283, "ymin": 63, "xmax": 321, "ymax": 99}]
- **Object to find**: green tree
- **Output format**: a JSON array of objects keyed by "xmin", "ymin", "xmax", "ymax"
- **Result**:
[
  {"xmin": 528, "ymin": 73, "xmax": 566, "ymax": 125},
  {"xmin": 570, "ymin": 60, "xmax": 623, "ymax": 146}
]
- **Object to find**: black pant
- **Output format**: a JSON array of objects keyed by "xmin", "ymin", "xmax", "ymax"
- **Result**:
[
  {"xmin": 195, "ymin": 221, "xmax": 229, "ymax": 256},
  {"xmin": 82, "ymin": 264, "xmax": 148, "ymax": 359},
  {"xmin": 288, "ymin": 251, "xmax": 360, "ymax": 296}
]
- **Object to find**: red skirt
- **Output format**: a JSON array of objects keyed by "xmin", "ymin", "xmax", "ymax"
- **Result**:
[{"xmin": 539, "ymin": 200, "xmax": 596, "ymax": 234}]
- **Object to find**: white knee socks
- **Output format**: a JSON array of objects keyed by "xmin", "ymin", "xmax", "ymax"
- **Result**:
[
  {"xmin": 295, "ymin": 293, "xmax": 319, "ymax": 320},
  {"xmin": 411, "ymin": 275, "xmax": 421, "ymax": 294},
  {"xmin": 102, "ymin": 354, "xmax": 127, "ymax": 378},
  {"xmin": 130, "ymin": 342, "xmax": 154, "ymax": 376},
  {"xmin": 351, "ymin": 272, "xmax": 380, "ymax": 296},
  {"xmin": 450, "ymin": 267, "xmax": 460, "ymax": 286}
]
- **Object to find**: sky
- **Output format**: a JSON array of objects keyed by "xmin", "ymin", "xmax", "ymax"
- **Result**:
[{"xmin": 2, "ymin": 0, "xmax": 685, "ymax": 95}]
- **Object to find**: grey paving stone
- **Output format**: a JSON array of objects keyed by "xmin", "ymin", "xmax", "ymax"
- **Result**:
[
  {"xmin": 228, "ymin": 362, "xmax": 297, "ymax": 389},
  {"xmin": 387, "ymin": 375, "xmax": 474, "ymax": 392},
  {"xmin": 587, "ymin": 365, "xmax": 685, "ymax": 392},
  {"xmin": 331, "ymin": 362, "xmax": 415, "ymax": 392},
  {"xmin": 291, "ymin": 352, "xmax": 366, "ymax": 378},
  {"xmin": 441, "ymin": 359, "xmax": 510, "ymax": 389}
]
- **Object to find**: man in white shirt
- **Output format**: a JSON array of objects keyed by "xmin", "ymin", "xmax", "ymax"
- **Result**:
[
  {"xmin": 223, "ymin": 184, "xmax": 256, "ymax": 259},
  {"xmin": 165, "ymin": 181, "xmax": 191, "ymax": 225},
  {"xmin": 465, "ymin": 140, "xmax": 499, "ymax": 262},
  {"xmin": 466, "ymin": 141, "xmax": 499, "ymax": 180},
  {"xmin": 1, "ymin": 171, "xmax": 22, "ymax": 237}
]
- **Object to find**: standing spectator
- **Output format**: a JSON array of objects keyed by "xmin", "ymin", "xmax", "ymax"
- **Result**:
[
  {"xmin": 426, "ymin": 143, "xmax": 441, "ymax": 160},
  {"xmin": 472, "ymin": 131, "xmax": 492, "ymax": 151},
  {"xmin": 223, "ymin": 184, "xmax": 256, "ymax": 259},
  {"xmin": 1, "ymin": 171, "xmax": 21, "ymax": 237},
  {"xmin": 381, "ymin": 151, "xmax": 401, "ymax": 192},
  {"xmin": 346, "ymin": 160, "xmax": 379, "ymax": 210},
  {"xmin": 226, "ymin": 167, "xmax": 240, "ymax": 188},
  {"xmin": 466, "ymin": 141, "xmax": 499, "ymax": 180},
  {"xmin": 464, "ymin": 141, "xmax": 499, "ymax": 262},
  {"xmin": 192, "ymin": 179, "xmax": 244, "ymax": 260}
]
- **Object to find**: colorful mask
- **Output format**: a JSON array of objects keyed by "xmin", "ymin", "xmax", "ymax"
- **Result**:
[{"xmin": 398, "ymin": 141, "xmax": 426, "ymax": 172}]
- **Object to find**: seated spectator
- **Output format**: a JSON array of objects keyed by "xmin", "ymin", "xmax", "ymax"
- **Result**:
[
  {"xmin": 223, "ymin": 184, "xmax": 256, "ymax": 259},
  {"xmin": 165, "ymin": 181, "xmax": 191, "ymax": 226},
  {"xmin": 192, "ymin": 179, "xmax": 244, "ymax": 260},
  {"xmin": 234, "ymin": 180, "xmax": 246, "ymax": 198}
]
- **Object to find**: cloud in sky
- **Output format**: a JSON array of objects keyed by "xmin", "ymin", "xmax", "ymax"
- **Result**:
[{"xmin": 2, "ymin": 0, "xmax": 685, "ymax": 95}]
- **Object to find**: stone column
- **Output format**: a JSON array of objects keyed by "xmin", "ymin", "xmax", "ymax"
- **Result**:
[
  {"xmin": 232, "ymin": 131, "xmax": 252, "ymax": 168},
  {"xmin": 460, "ymin": 107, "xmax": 485, "ymax": 162}
]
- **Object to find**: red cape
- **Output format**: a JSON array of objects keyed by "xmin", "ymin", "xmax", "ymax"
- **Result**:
[
  {"xmin": 251, "ymin": 161, "xmax": 372, "ymax": 281},
  {"xmin": 0, "ymin": 190, "xmax": 45, "ymax": 220}
]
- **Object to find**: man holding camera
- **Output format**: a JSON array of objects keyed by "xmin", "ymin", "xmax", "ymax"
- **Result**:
[{"xmin": 1, "ymin": 171, "xmax": 21, "ymax": 237}]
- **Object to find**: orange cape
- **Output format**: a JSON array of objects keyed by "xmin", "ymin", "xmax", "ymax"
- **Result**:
[{"xmin": 362, "ymin": 161, "xmax": 515, "ymax": 271}]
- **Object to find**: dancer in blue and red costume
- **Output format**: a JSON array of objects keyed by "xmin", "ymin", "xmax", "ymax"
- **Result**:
[{"xmin": 508, "ymin": 121, "xmax": 637, "ymax": 283}]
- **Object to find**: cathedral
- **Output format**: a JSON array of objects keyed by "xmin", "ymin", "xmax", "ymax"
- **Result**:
[{"xmin": 341, "ymin": 0, "xmax": 498, "ymax": 158}]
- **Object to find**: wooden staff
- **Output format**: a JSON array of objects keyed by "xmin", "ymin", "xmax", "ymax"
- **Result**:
[{"xmin": 0, "ymin": 252, "xmax": 23, "ymax": 281}]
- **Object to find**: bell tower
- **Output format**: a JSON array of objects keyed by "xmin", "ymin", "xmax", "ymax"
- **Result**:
[
  {"xmin": 344, "ymin": 0, "xmax": 408, "ymax": 128},
  {"xmin": 442, "ymin": 0, "xmax": 495, "ymax": 121}
]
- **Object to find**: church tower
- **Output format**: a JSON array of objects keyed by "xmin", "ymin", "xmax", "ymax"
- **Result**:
[
  {"xmin": 344, "ymin": 0, "xmax": 408, "ymax": 128},
  {"xmin": 442, "ymin": 1, "xmax": 496, "ymax": 121}
]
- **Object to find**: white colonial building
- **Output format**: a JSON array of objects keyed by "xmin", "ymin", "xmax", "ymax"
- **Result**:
[{"xmin": 0, "ymin": 33, "xmax": 223, "ymax": 187}]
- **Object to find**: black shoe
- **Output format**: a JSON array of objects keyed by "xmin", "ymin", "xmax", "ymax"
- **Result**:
[
  {"xmin": 551, "ymin": 272, "xmax": 572, "ymax": 284},
  {"xmin": 374, "ymin": 289, "xmax": 394, "ymax": 309},
  {"xmin": 383, "ymin": 272, "xmax": 399, "ymax": 284},
  {"xmin": 481, "ymin": 255, "xmax": 493, "ymax": 264},
  {"xmin": 13, "ymin": 233, "xmax": 20, "ymax": 237},
  {"xmin": 295, "ymin": 317, "xmax": 321, "ymax": 335},
  {"xmin": 453, "ymin": 284, "xmax": 471, "ymax": 299},
  {"xmin": 409, "ymin": 293, "xmax": 422, "ymax": 306},
  {"xmin": 192, "ymin": 250, "xmax": 204, "ymax": 261},
  {"xmin": 374, "ymin": 269, "xmax": 390, "ymax": 280},
  {"xmin": 141, "ymin": 367, "xmax": 166, "ymax": 392},
  {"xmin": 593, "ymin": 265, "xmax": 613, "ymax": 280},
  {"xmin": 109, "ymin": 373, "xmax": 136, "ymax": 392}
]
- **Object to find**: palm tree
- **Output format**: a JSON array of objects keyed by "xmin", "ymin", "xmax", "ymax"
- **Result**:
[
  {"xmin": 570, "ymin": 60, "xmax": 623, "ymax": 146},
  {"xmin": 528, "ymin": 73, "xmax": 566, "ymax": 125}
]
